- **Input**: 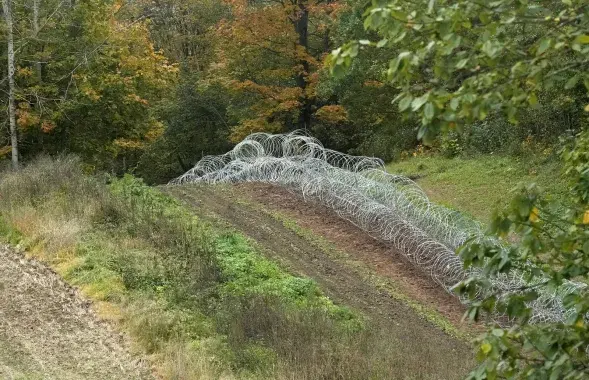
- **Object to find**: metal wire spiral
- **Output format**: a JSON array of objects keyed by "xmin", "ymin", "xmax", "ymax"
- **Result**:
[{"xmin": 171, "ymin": 131, "xmax": 584, "ymax": 324}]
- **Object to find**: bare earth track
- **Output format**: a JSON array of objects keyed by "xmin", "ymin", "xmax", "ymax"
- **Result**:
[
  {"xmin": 0, "ymin": 245, "xmax": 153, "ymax": 380},
  {"xmin": 167, "ymin": 183, "xmax": 475, "ymax": 379}
]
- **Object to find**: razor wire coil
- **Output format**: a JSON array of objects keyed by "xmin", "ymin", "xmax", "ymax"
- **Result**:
[{"xmin": 171, "ymin": 130, "xmax": 584, "ymax": 324}]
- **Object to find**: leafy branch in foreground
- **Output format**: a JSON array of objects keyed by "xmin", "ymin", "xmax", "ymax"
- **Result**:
[
  {"xmin": 330, "ymin": 0, "xmax": 589, "ymax": 377},
  {"xmin": 454, "ymin": 132, "xmax": 589, "ymax": 379},
  {"xmin": 330, "ymin": 0, "xmax": 589, "ymax": 143}
]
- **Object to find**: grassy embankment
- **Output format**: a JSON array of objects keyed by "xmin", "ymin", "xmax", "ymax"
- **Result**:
[
  {"xmin": 387, "ymin": 154, "xmax": 568, "ymax": 223},
  {"xmin": 0, "ymin": 157, "xmax": 451, "ymax": 380}
]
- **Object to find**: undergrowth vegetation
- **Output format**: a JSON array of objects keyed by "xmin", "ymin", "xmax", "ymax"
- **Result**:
[{"xmin": 0, "ymin": 156, "xmax": 422, "ymax": 379}]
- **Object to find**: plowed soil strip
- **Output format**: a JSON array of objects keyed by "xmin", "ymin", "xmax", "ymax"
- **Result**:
[
  {"xmin": 0, "ymin": 245, "xmax": 153, "ymax": 380},
  {"xmin": 167, "ymin": 184, "xmax": 474, "ymax": 378},
  {"xmin": 241, "ymin": 182, "xmax": 468, "ymax": 326}
]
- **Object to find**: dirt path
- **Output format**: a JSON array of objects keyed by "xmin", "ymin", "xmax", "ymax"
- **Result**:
[
  {"xmin": 241, "ymin": 182, "xmax": 469, "ymax": 326},
  {"xmin": 166, "ymin": 184, "xmax": 475, "ymax": 379},
  {"xmin": 0, "ymin": 245, "xmax": 153, "ymax": 380}
]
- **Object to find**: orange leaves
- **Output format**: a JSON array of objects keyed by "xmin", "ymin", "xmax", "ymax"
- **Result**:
[
  {"xmin": 41, "ymin": 120, "xmax": 56, "ymax": 133},
  {"xmin": 215, "ymin": 0, "xmax": 341, "ymax": 132},
  {"xmin": 315, "ymin": 105, "xmax": 349, "ymax": 125},
  {"xmin": 230, "ymin": 119, "xmax": 283, "ymax": 143},
  {"xmin": 126, "ymin": 93, "xmax": 149, "ymax": 106},
  {"xmin": 233, "ymin": 80, "xmax": 301, "ymax": 100},
  {"xmin": 16, "ymin": 67, "xmax": 34, "ymax": 79},
  {"xmin": 112, "ymin": 0, "xmax": 124, "ymax": 13},
  {"xmin": 234, "ymin": 80, "xmax": 302, "ymax": 116},
  {"xmin": 15, "ymin": 103, "xmax": 56, "ymax": 133},
  {"xmin": 16, "ymin": 103, "xmax": 40, "ymax": 129},
  {"xmin": 310, "ymin": 1, "xmax": 347, "ymax": 15}
]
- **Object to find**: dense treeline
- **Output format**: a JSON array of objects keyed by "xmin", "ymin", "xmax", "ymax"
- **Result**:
[
  {"xmin": 0, "ymin": 0, "xmax": 585, "ymax": 182},
  {"xmin": 0, "ymin": 0, "xmax": 176, "ymax": 173}
]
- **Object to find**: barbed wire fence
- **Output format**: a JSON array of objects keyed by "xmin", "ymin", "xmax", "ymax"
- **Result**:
[{"xmin": 170, "ymin": 130, "xmax": 584, "ymax": 324}]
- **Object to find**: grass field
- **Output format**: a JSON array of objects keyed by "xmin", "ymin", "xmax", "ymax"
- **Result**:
[{"xmin": 386, "ymin": 154, "xmax": 568, "ymax": 223}]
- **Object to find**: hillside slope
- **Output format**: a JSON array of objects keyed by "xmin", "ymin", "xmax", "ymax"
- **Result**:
[
  {"xmin": 0, "ymin": 245, "xmax": 153, "ymax": 380},
  {"xmin": 166, "ymin": 183, "xmax": 475, "ymax": 379}
]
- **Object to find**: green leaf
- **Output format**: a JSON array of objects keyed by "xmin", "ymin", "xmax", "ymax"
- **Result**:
[
  {"xmin": 574, "ymin": 35, "xmax": 589, "ymax": 44},
  {"xmin": 479, "ymin": 12, "xmax": 491, "ymax": 24},
  {"xmin": 427, "ymin": 0, "xmax": 435, "ymax": 14},
  {"xmin": 456, "ymin": 58, "xmax": 469, "ymax": 69},
  {"xmin": 492, "ymin": 328, "xmax": 505, "ymax": 337},
  {"xmin": 424, "ymin": 102, "xmax": 435, "ymax": 120},
  {"xmin": 390, "ymin": 51, "xmax": 411, "ymax": 74},
  {"xmin": 582, "ymin": 240, "xmax": 589, "ymax": 254},
  {"xmin": 528, "ymin": 92, "xmax": 538, "ymax": 106},
  {"xmin": 411, "ymin": 93, "xmax": 429, "ymax": 111},
  {"xmin": 565, "ymin": 75, "xmax": 580, "ymax": 90},
  {"xmin": 482, "ymin": 40, "xmax": 498, "ymax": 58},
  {"xmin": 399, "ymin": 96, "xmax": 413, "ymax": 112},
  {"xmin": 450, "ymin": 97, "xmax": 460, "ymax": 111},
  {"xmin": 537, "ymin": 38, "xmax": 551, "ymax": 55},
  {"xmin": 417, "ymin": 125, "xmax": 427, "ymax": 140}
]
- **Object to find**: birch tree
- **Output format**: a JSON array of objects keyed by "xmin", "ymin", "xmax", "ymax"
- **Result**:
[{"xmin": 2, "ymin": 0, "xmax": 18, "ymax": 169}]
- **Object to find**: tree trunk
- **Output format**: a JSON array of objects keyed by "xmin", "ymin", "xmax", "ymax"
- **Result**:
[
  {"xmin": 293, "ymin": 0, "xmax": 312, "ymax": 131},
  {"xmin": 33, "ymin": 0, "xmax": 42, "ymax": 83},
  {"xmin": 3, "ymin": 0, "xmax": 18, "ymax": 169}
]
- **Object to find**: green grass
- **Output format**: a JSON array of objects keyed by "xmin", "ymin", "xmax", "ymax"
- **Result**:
[{"xmin": 386, "ymin": 154, "xmax": 568, "ymax": 223}]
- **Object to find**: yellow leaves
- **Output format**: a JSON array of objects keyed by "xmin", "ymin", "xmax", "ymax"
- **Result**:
[
  {"xmin": 584, "ymin": 104, "xmax": 589, "ymax": 112},
  {"xmin": 582, "ymin": 210, "xmax": 589, "ymax": 224},
  {"xmin": 529, "ymin": 207, "xmax": 540, "ymax": 223},
  {"xmin": 145, "ymin": 121, "xmax": 165, "ymax": 142},
  {"xmin": 275, "ymin": 100, "xmax": 301, "ymax": 113},
  {"xmin": 82, "ymin": 87, "xmax": 102, "ymax": 102},
  {"xmin": 480, "ymin": 342, "xmax": 492, "ymax": 355},
  {"xmin": 363, "ymin": 80, "xmax": 384, "ymax": 88},
  {"xmin": 113, "ymin": 138, "xmax": 144, "ymax": 150},
  {"xmin": 574, "ymin": 35, "xmax": 589, "ymax": 44},
  {"xmin": 126, "ymin": 93, "xmax": 149, "ymax": 106},
  {"xmin": 0, "ymin": 146, "xmax": 11, "ymax": 157},
  {"xmin": 216, "ymin": 0, "xmax": 338, "ymax": 134}
]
